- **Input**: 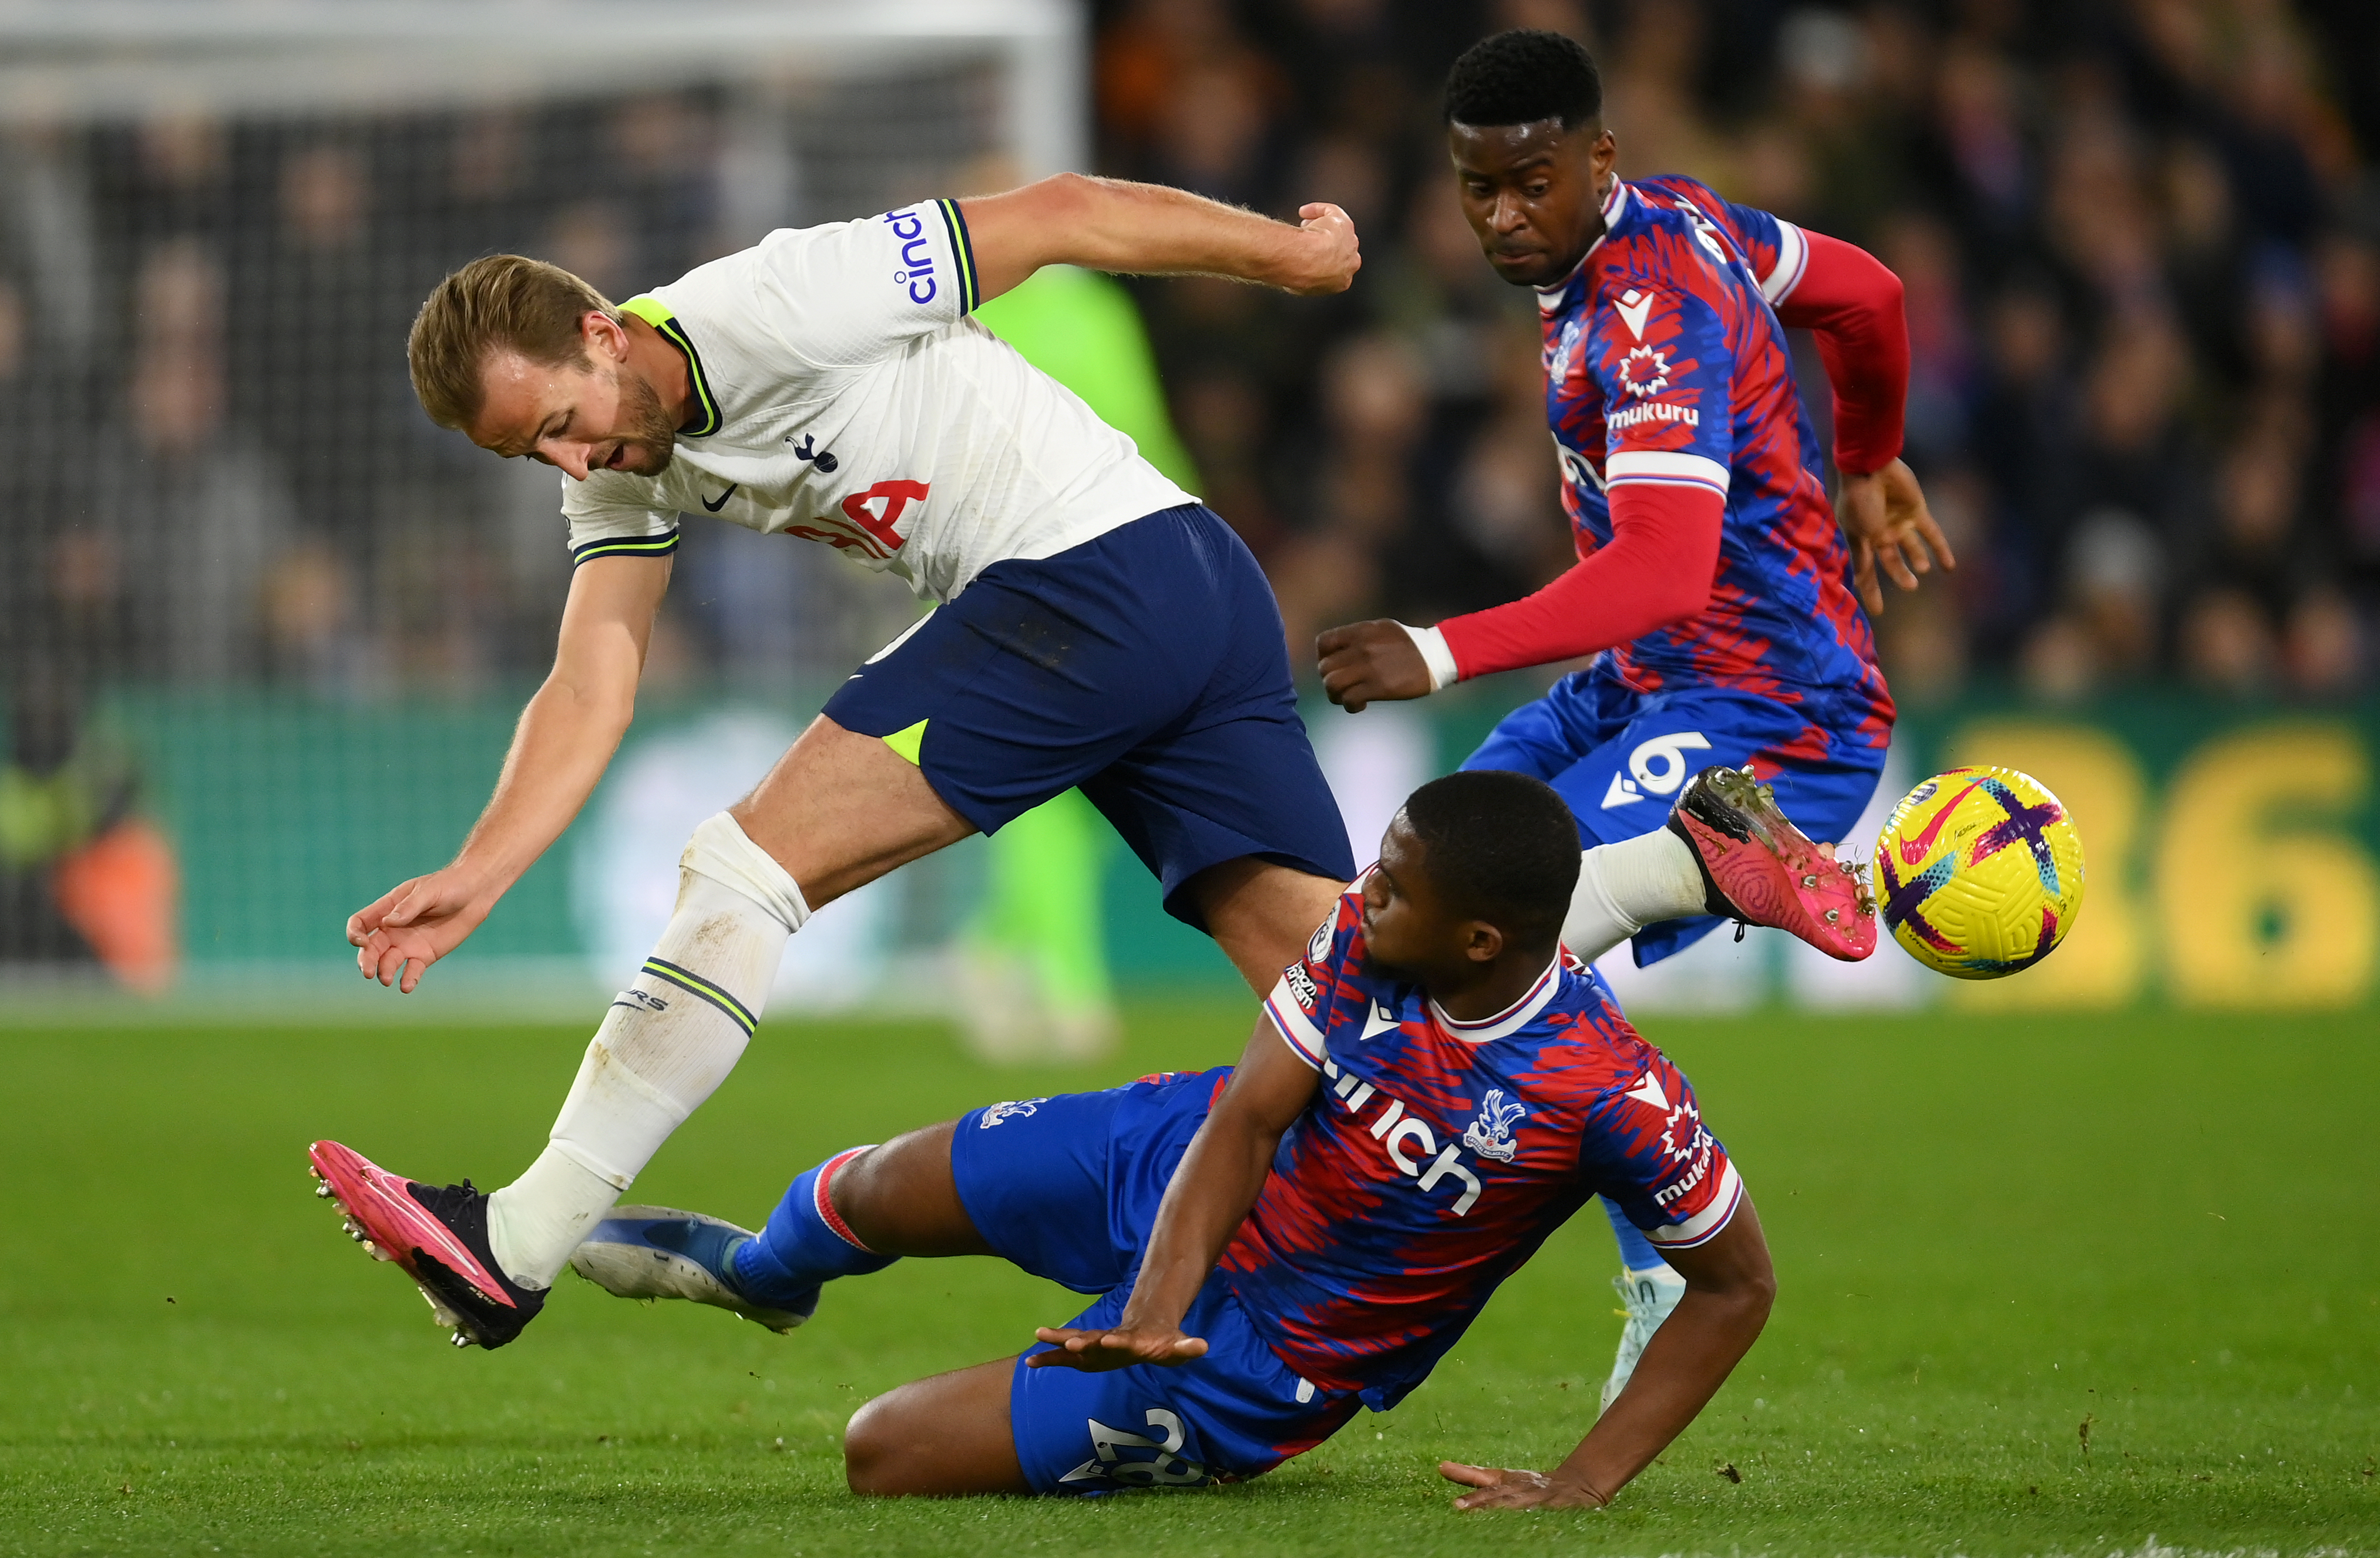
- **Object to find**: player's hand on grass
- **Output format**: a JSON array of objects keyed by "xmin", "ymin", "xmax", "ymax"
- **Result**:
[
  {"xmin": 1835, "ymin": 456, "xmax": 1954, "ymax": 616},
  {"xmin": 1283, "ymin": 203, "xmax": 1362, "ymax": 295},
  {"xmin": 346, "ymin": 867, "xmax": 497, "ymax": 993},
  {"xmin": 1317, "ymin": 619, "xmax": 1432, "ymax": 712},
  {"xmin": 1438, "ymin": 1461, "xmax": 1611, "ymax": 1512},
  {"xmin": 1026, "ymin": 1322, "xmax": 1208, "ymax": 1372}
]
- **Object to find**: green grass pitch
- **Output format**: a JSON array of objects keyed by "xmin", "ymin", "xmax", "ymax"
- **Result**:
[{"xmin": 2, "ymin": 999, "xmax": 2372, "ymax": 1556}]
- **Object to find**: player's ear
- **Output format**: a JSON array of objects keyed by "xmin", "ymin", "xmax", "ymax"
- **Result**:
[
  {"xmin": 1463, "ymin": 919, "xmax": 1505, "ymax": 965},
  {"xmin": 1588, "ymin": 126, "xmax": 1616, "ymax": 180},
  {"xmin": 582, "ymin": 309, "xmax": 630, "ymax": 362}
]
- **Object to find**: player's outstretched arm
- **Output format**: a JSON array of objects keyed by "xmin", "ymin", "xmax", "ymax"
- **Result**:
[
  {"xmin": 1028, "ymin": 1015, "xmax": 1319, "ymax": 1371},
  {"xmin": 960, "ymin": 174, "xmax": 1359, "ymax": 305},
  {"xmin": 1439, "ymin": 1196, "xmax": 1774, "ymax": 1511},
  {"xmin": 347, "ymin": 555, "xmax": 668, "ymax": 992},
  {"xmin": 1318, "ymin": 483, "xmax": 1723, "ymax": 709}
]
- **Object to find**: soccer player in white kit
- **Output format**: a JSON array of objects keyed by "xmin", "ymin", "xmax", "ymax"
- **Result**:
[{"xmin": 315, "ymin": 176, "xmax": 1365, "ymax": 1349}]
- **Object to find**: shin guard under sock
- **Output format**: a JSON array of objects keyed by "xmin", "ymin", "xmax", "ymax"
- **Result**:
[
  {"xmin": 732, "ymin": 1147, "xmax": 897, "ymax": 1307},
  {"xmin": 488, "ymin": 813, "xmax": 806, "ymax": 1290},
  {"xmin": 1561, "ymin": 831, "xmax": 1711, "ymax": 965}
]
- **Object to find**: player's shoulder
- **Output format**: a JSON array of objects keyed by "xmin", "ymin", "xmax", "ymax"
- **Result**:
[
  {"xmin": 1600, "ymin": 187, "xmax": 1732, "ymax": 279},
  {"xmin": 1626, "ymin": 174, "xmax": 1770, "ymax": 244},
  {"xmin": 1527, "ymin": 962, "xmax": 1655, "ymax": 1072},
  {"xmin": 1598, "ymin": 204, "xmax": 1767, "ymax": 335},
  {"xmin": 562, "ymin": 465, "xmax": 672, "ymax": 518},
  {"xmin": 1631, "ymin": 174, "xmax": 1736, "ymax": 219},
  {"xmin": 1551, "ymin": 1008, "xmax": 1703, "ymax": 1151},
  {"xmin": 1303, "ymin": 875, "xmax": 1371, "ymax": 972},
  {"xmin": 639, "ymin": 234, "xmax": 764, "ymax": 322},
  {"xmin": 1493, "ymin": 962, "xmax": 1702, "ymax": 1124},
  {"xmin": 650, "ymin": 216, "xmax": 878, "ymax": 330}
]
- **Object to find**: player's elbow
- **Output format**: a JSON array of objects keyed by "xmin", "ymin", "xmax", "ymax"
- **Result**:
[
  {"xmin": 1728, "ymin": 1256, "xmax": 1777, "ymax": 1334},
  {"xmin": 540, "ymin": 669, "xmax": 636, "ymax": 734},
  {"xmin": 1873, "ymin": 264, "xmax": 1905, "ymax": 326},
  {"xmin": 1873, "ymin": 249, "xmax": 1905, "ymax": 301},
  {"xmin": 1017, "ymin": 170, "xmax": 1107, "ymax": 233},
  {"xmin": 1743, "ymin": 1263, "xmax": 1777, "ymax": 1321}
]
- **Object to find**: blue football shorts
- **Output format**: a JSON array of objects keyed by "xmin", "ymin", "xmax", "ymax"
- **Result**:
[
  {"xmin": 822, "ymin": 505, "xmax": 1356, "ymax": 928},
  {"xmin": 950, "ymin": 1070, "xmax": 1362, "ymax": 1495},
  {"xmin": 1463, "ymin": 666, "xmax": 1889, "ymax": 965}
]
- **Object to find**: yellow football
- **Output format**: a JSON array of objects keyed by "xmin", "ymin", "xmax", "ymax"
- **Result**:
[{"xmin": 1874, "ymin": 765, "xmax": 2085, "ymax": 979}]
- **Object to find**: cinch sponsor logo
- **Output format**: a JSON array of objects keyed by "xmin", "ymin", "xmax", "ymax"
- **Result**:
[
  {"xmin": 1320, "ymin": 1057, "xmax": 1484, "ymax": 1215},
  {"xmin": 1608, "ymin": 401, "xmax": 1699, "ymax": 431},
  {"xmin": 884, "ymin": 209, "xmax": 937, "ymax": 304}
]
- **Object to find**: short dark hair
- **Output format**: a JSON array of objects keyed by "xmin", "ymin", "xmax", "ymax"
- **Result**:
[
  {"xmin": 1444, "ymin": 29, "xmax": 1603, "ymax": 131},
  {"xmin": 1397, "ymin": 770, "xmax": 1581, "ymax": 951}
]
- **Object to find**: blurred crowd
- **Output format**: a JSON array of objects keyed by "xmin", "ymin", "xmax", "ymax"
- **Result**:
[
  {"xmin": 1095, "ymin": 0, "xmax": 2380, "ymax": 704},
  {"xmin": 0, "ymin": 70, "xmax": 994, "ymax": 713},
  {"xmin": 1, "ymin": 1, "xmax": 2375, "ymax": 721}
]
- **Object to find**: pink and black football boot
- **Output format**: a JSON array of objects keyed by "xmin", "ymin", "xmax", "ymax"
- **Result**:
[
  {"xmin": 1665, "ymin": 764, "xmax": 1877, "ymax": 962},
  {"xmin": 308, "ymin": 1140, "xmax": 545, "ymax": 1349}
]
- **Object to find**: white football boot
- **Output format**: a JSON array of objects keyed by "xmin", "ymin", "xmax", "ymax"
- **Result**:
[
  {"xmin": 1600, "ymin": 1263, "xmax": 1688, "ymax": 1412},
  {"xmin": 567, "ymin": 1207, "xmax": 812, "ymax": 1334}
]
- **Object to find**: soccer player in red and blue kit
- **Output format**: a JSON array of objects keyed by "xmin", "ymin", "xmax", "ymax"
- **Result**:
[
  {"xmin": 564, "ymin": 773, "xmax": 1773, "ymax": 1508},
  {"xmin": 1317, "ymin": 29, "xmax": 1952, "ymax": 1409}
]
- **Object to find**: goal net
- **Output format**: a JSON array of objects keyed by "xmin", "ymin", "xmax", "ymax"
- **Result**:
[{"xmin": 0, "ymin": 0, "xmax": 1084, "ymax": 1008}]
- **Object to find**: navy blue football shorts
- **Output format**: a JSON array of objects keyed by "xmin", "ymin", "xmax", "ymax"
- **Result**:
[
  {"xmin": 950, "ymin": 1070, "xmax": 1362, "ymax": 1495},
  {"xmin": 822, "ymin": 505, "xmax": 1355, "ymax": 928},
  {"xmin": 1463, "ymin": 665, "xmax": 1888, "ymax": 965}
]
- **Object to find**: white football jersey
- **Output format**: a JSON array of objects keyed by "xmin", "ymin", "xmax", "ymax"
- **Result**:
[{"xmin": 559, "ymin": 199, "xmax": 1195, "ymax": 602}]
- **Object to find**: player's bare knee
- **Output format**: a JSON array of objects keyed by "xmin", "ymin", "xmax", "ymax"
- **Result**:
[
  {"xmin": 842, "ymin": 1394, "xmax": 903, "ymax": 1495},
  {"xmin": 847, "ymin": 1401, "xmax": 899, "ymax": 1505}
]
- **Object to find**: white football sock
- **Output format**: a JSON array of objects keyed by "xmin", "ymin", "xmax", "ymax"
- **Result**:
[
  {"xmin": 488, "ymin": 812, "xmax": 808, "ymax": 1288},
  {"xmin": 1561, "ymin": 830, "xmax": 1711, "ymax": 965}
]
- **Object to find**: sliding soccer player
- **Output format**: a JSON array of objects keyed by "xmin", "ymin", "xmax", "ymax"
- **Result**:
[
  {"xmin": 1315, "ymin": 30, "xmax": 1948, "ymax": 1406},
  {"xmin": 315, "ymin": 177, "xmax": 1367, "ymax": 1348},
  {"xmin": 567, "ymin": 772, "xmax": 1773, "ymax": 1506}
]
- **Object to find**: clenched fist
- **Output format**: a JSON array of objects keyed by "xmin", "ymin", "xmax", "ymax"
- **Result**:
[{"xmin": 1316, "ymin": 619, "xmax": 1433, "ymax": 712}]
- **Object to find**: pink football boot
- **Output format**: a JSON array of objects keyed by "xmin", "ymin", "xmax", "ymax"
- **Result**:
[
  {"xmin": 1664, "ymin": 765, "xmax": 1877, "ymax": 961},
  {"xmin": 308, "ymin": 1140, "xmax": 545, "ymax": 1349}
]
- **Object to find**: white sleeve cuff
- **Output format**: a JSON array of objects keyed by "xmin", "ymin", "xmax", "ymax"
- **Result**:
[
  {"xmin": 1262, "ymin": 976, "xmax": 1326, "ymax": 1067},
  {"xmin": 1643, "ymin": 1160, "xmax": 1744, "ymax": 1248},
  {"xmin": 1399, "ymin": 622, "xmax": 1461, "ymax": 692},
  {"xmin": 1762, "ymin": 219, "xmax": 1809, "ymax": 304},
  {"xmin": 1604, "ymin": 450, "xmax": 1731, "ymax": 496}
]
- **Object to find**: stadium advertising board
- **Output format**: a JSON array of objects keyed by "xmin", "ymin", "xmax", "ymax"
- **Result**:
[{"xmin": 15, "ymin": 690, "xmax": 2375, "ymax": 1012}]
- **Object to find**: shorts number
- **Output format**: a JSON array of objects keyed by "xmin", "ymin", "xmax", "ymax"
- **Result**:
[
  {"xmin": 1057, "ymin": 1407, "xmax": 1211, "ymax": 1488},
  {"xmin": 1631, "ymin": 731, "xmax": 1714, "ymax": 795},
  {"xmin": 1603, "ymin": 731, "xmax": 1714, "ymax": 810}
]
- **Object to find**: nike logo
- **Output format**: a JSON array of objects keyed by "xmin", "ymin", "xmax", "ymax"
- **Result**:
[
  {"xmin": 1898, "ymin": 778, "xmax": 1986, "ymax": 865},
  {"xmin": 701, "ymin": 485, "xmax": 738, "ymax": 512}
]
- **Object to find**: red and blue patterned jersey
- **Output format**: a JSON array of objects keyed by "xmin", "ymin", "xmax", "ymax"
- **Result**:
[
  {"xmin": 1221, "ymin": 881, "xmax": 1745, "ymax": 1409},
  {"xmin": 1543, "ymin": 174, "xmax": 1892, "ymax": 743}
]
